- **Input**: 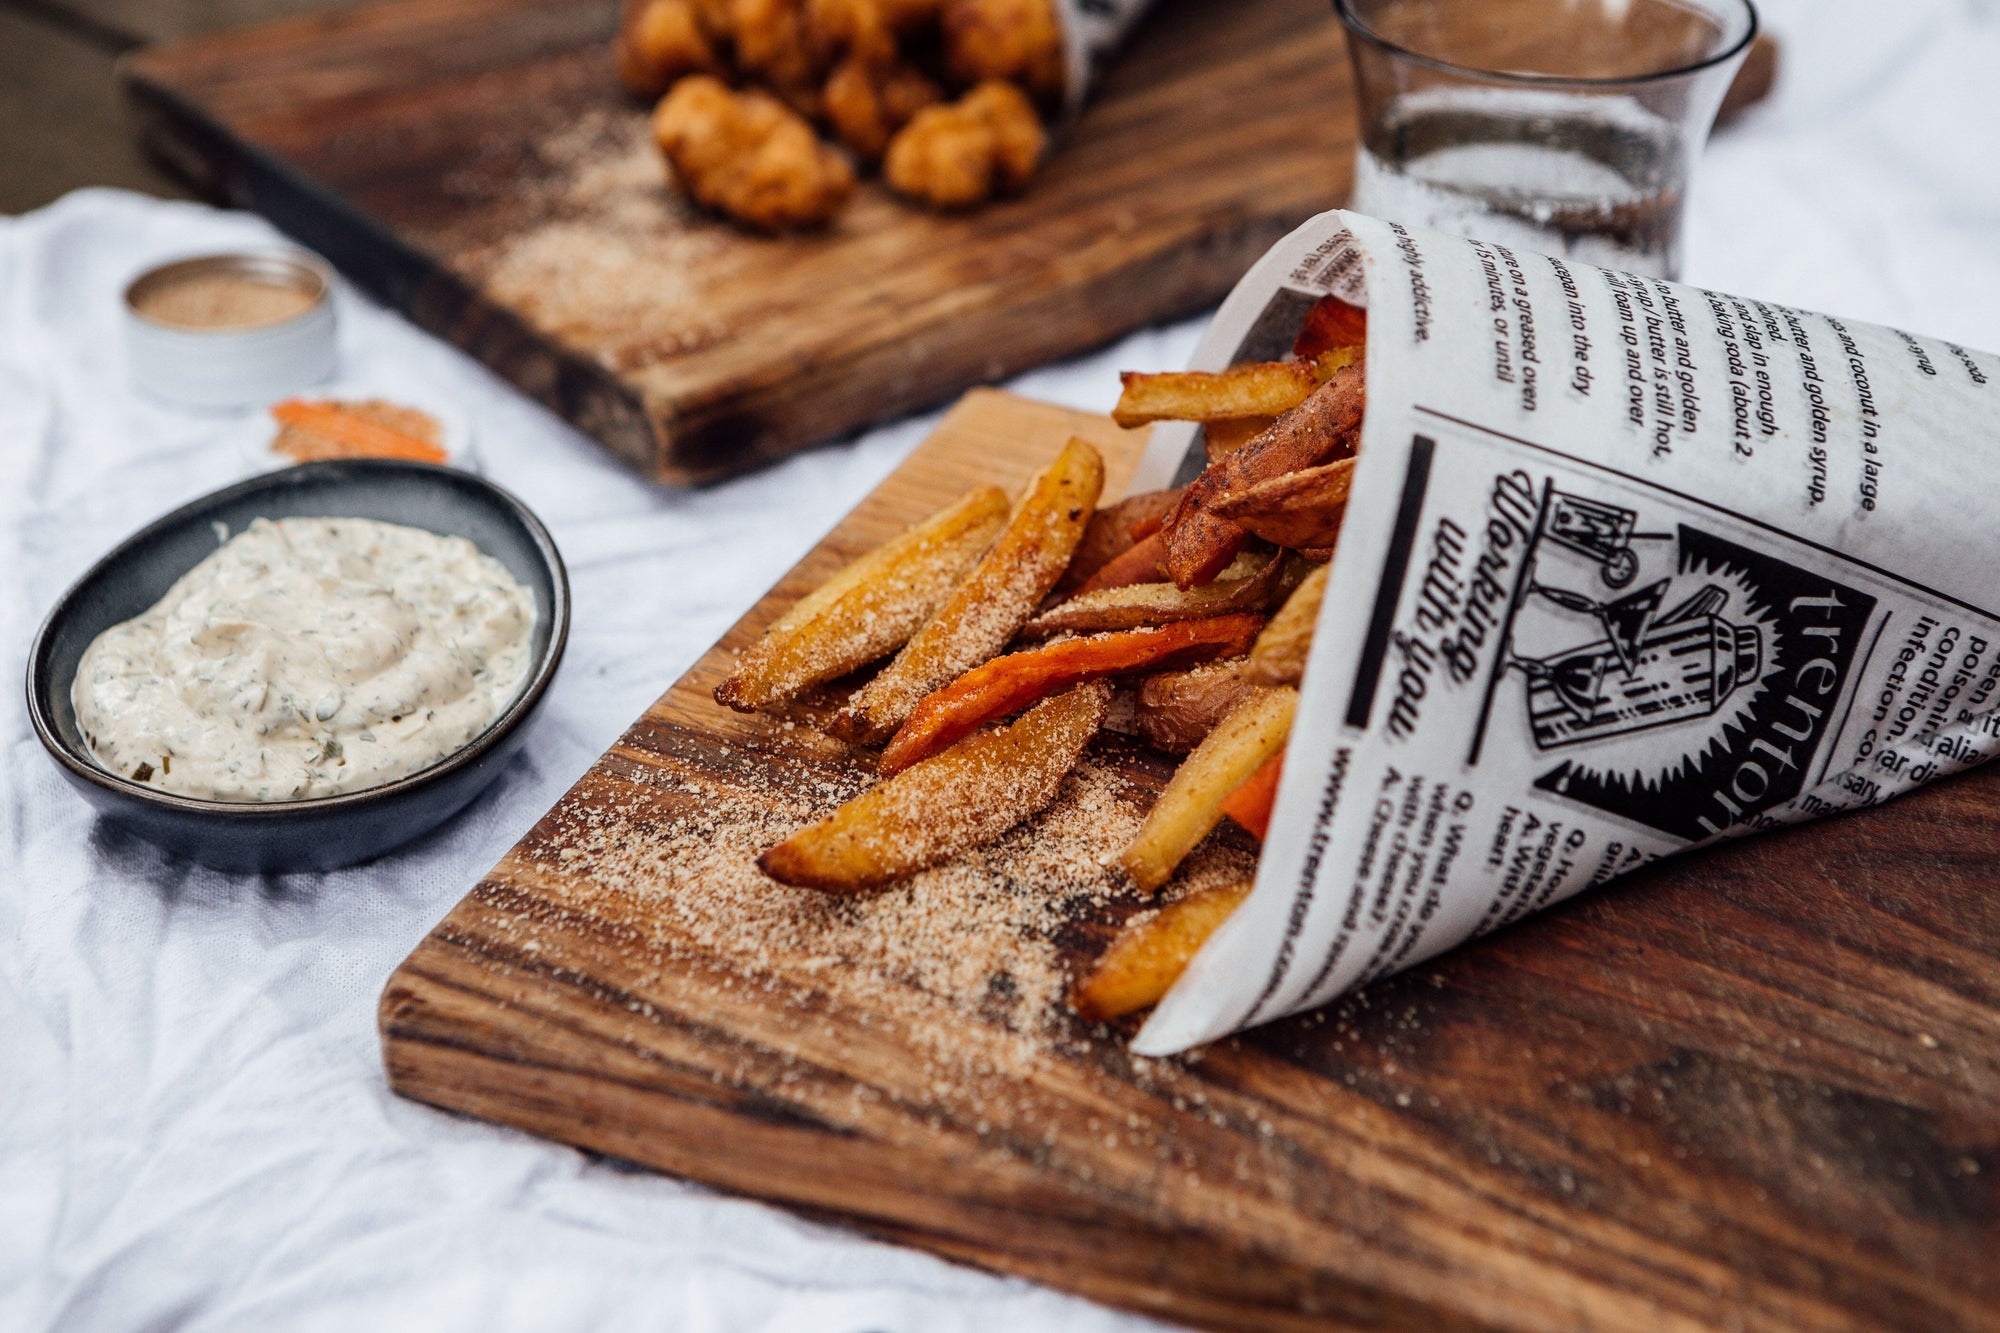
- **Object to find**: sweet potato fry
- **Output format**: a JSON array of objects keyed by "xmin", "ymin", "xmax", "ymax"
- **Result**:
[
  {"xmin": 1247, "ymin": 564, "xmax": 1326, "ymax": 687},
  {"xmin": 1162, "ymin": 362, "xmax": 1365, "ymax": 589},
  {"xmin": 1054, "ymin": 488, "xmax": 1183, "ymax": 598},
  {"xmin": 1075, "ymin": 531, "xmax": 1167, "ymax": 594},
  {"xmin": 1203, "ymin": 417, "xmax": 1275, "ymax": 460},
  {"xmin": 1023, "ymin": 551, "xmax": 1281, "ymax": 638},
  {"xmin": 1291, "ymin": 293, "xmax": 1367, "ymax": 363},
  {"xmin": 1220, "ymin": 747, "xmax": 1284, "ymax": 840},
  {"xmin": 716, "ymin": 486, "xmax": 1009, "ymax": 712},
  {"xmin": 762, "ymin": 681, "xmax": 1111, "ymax": 893},
  {"xmin": 1210, "ymin": 457, "xmax": 1355, "ymax": 551},
  {"xmin": 1132, "ymin": 658, "xmax": 1257, "ymax": 754},
  {"xmin": 879, "ymin": 614, "xmax": 1264, "ymax": 774},
  {"xmin": 834, "ymin": 437, "xmax": 1104, "ymax": 744},
  {"xmin": 1112, "ymin": 361, "xmax": 1318, "ymax": 429},
  {"xmin": 1070, "ymin": 879, "xmax": 1252, "ymax": 1022},
  {"xmin": 1120, "ymin": 686, "xmax": 1296, "ymax": 893}
]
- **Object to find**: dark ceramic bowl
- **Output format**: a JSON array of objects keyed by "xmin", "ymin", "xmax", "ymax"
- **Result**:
[{"xmin": 26, "ymin": 460, "xmax": 568, "ymax": 873}]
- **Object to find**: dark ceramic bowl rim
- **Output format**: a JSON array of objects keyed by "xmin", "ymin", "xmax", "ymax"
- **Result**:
[
  {"xmin": 25, "ymin": 461, "xmax": 570, "ymax": 822},
  {"xmin": 1333, "ymin": 0, "xmax": 1758, "ymax": 90}
]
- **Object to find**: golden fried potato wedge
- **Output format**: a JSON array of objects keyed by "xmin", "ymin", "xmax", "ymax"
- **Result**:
[
  {"xmin": 1022, "ymin": 550, "xmax": 1280, "ymax": 637},
  {"xmin": 1113, "ymin": 361, "xmax": 1318, "ymax": 428},
  {"xmin": 1070, "ymin": 879, "xmax": 1252, "ymax": 1022},
  {"xmin": 760, "ymin": 681, "xmax": 1110, "ymax": 892},
  {"xmin": 1132, "ymin": 657, "xmax": 1258, "ymax": 754},
  {"xmin": 716, "ymin": 486, "xmax": 1009, "ymax": 712},
  {"xmin": 1210, "ymin": 457, "xmax": 1355, "ymax": 551},
  {"xmin": 1120, "ymin": 686, "xmax": 1296, "ymax": 893},
  {"xmin": 833, "ymin": 436, "xmax": 1103, "ymax": 744},
  {"xmin": 1247, "ymin": 564, "xmax": 1327, "ymax": 687}
]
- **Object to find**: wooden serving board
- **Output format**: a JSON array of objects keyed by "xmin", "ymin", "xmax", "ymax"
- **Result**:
[
  {"xmin": 120, "ymin": 0, "xmax": 1353, "ymax": 482},
  {"xmin": 382, "ymin": 390, "xmax": 1998, "ymax": 1333}
]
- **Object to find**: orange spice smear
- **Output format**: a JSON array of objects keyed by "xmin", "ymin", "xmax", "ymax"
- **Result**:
[{"xmin": 269, "ymin": 398, "xmax": 448, "ymax": 464}]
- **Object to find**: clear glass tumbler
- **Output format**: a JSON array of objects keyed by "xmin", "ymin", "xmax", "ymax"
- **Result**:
[{"xmin": 1337, "ymin": 0, "xmax": 1757, "ymax": 279}]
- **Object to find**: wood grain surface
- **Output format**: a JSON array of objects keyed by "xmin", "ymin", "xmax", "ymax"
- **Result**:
[
  {"xmin": 119, "ymin": 0, "xmax": 1353, "ymax": 482},
  {"xmin": 381, "ymin": 389, "xmax": 1998, "ymax": 1333}
]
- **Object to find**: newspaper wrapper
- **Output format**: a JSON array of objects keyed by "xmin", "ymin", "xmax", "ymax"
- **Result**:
[
  {"xmin": 1127, "ymin": 210, "xmax": 2000, "ymax": 1056},
  {"xmin": 1052, "ymin": 0, "xmax": 1154, "ymax": 116}
]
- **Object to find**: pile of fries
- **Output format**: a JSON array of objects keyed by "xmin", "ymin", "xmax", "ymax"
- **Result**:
[{"xmin": 718, "ymin": 294, "xmax": 1366, "ymax": 1023}]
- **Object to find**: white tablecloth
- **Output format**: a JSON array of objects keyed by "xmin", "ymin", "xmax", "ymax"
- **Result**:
[{"xmin": 5, "ymin": 2, "xmax": 1996, "ymax": 1327}]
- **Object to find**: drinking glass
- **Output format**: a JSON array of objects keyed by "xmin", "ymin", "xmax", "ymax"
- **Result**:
[{"xmin": 1337, "ymin": 0, "xmax": 1757, "ymax": 279}]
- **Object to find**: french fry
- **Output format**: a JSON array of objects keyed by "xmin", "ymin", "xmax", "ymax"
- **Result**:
[
  {"xmin": 1022, "ymin": 550, "xmax": 1282, "ymax": 638},
  {"xmin": 1209, "ymin": 457, "xmax": 1355, "ymax": 551},
  {"xmin": 1070, "ymin": 879, "xmax": 1252, "ymax": 1022},
  {"xmin": 833, "ymin": 437, "xmax": 1104, "ymax": 745},
  {"xmin": 1054, "ymin": 488, "xmax": 1183, "ymax": 598},
  {"xmin": 1203, "ymin": 417, "xmax": 1275, "ymax": 460},
  {"xmin": 762, "ymin": 681, "xmax": 1111, "ymax": 893},
  {"xmin": 879, "ymin": 614, "xmax": 1264, "ymax": 774},
  {"xmin": 1075, "ymin": 531, "xmax": 1167, "ymax": 594},
  {"xmin": 1162, "ymin": 363, "xmax": 1365, "ymax": 589},
  {"xmin": 1112, "ymin": 361, "xmax": 1318, "ymax": 428},
  {"xmin": 1247, "ymin": 564, "xmax": 1327, "ymax": 686},
  {"xmin": 1220, "ymin": 747, "xmax": 1284, "ymax": 840},
  {"xmin": 1119, "ymin": 686, "xmax": 1297, "ymax": 893},
  {"xmin": 1132, "ymin": 658, "xmax": 1257, "ymax": 754},
  {"xmin": 1290, "ymin": 294, "xmax": 1367, "ymax": 363},
  {"xmin": 716, "ymin": 486, "xmax": 1010, "ymax": 712}
]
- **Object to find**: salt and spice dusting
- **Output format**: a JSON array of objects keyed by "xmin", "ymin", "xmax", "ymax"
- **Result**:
[{"xmin": 510, "ymin": 736, "xmax": 1256, "ymax": 1084}]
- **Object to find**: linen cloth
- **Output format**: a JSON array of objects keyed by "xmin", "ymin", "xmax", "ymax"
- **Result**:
[{"xmin": 4, "ymin": 2, "xmax": 1997, "ymax": 1328}]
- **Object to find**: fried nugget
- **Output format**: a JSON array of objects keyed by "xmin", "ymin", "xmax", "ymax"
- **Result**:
[
  {"xmin": 653, "ymin": 76, "xmax": 856, "ymax": 230},
  {"xmin": 823, "ymin": 54, "xmax": 944, "ymax": 160},
  {"xmin": 941, "ymin": 0, "xmax": 1065, "ymax": 106},
  {"xmin": 617, "ymin": 0, "xmax": 726, "ymax": 96},
  {"xmin": 883, "ymin": 80, "xmax": 1045, "ymax": 209},
  {"xmin": 729, "ymin": 0, "xmax": 827, "ymax": 114},
  {"xmin": 805, "ymin": 0, "xmax": 945, "ymax": 61}
]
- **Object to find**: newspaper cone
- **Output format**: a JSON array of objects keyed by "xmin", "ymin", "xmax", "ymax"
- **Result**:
[{"xmin": 1129, "ymin": 210, "xmax": 2000, "ymax": 1056}]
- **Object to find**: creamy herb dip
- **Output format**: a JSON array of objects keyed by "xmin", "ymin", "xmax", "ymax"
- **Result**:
[{"xmin": 73, "ymin": 516, "xmax": 536, "ymax": 802}]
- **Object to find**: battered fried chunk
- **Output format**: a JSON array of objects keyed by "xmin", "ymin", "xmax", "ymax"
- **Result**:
[
  {"xmin": 941, "ymin": 0, "xmax": 1065, "ymax": 105},
  {"xmin": 883, "ymin": 80, "xmax": 1046, "ymax": 209},
  {"xmin": 617, "ymin": 0, "xmax": 726, "ymax": 96},
  {"xmin": 729, "ymin": 0, "xmax": 826, "ymax": 113},
  {"xmin": 823, "ymin": 54, "xmax": 944, "ymax": 160},
  {"xmin": 653, "ymin": 76, "xmax": 857, "ymax": 230}
]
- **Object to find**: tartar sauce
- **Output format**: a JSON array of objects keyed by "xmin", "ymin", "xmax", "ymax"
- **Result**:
[{"xmin": 73, "ymin": 516, "xmax": 536, "ymax": 802}]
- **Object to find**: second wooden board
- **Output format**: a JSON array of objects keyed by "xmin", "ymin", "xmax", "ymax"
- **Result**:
[
  {"xmin": 382, "ymin": 389, "xmax": 1998, "ymax": 1333},
  {"xmin": 123, "ymin": 0, "xmax": 1354, "ymax": 482}
]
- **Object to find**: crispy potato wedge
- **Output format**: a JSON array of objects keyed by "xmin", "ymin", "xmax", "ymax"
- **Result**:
[
  {"xmin": 1075, "ymin": 531, "xmax": 1167, "ymax": 594},
  {"xmin": 834, "ymin": 437, "xmax": 1104, "ymax": 744},
  {"xmin": 879, "ymin": 614, "xmax": 1264, "ymax": 774},
  {"xmin": 1291, "ymin": 294, "xmax": 1367, "ymax": 363},
  {"xmin": 762, "ymin": 681, "xmax": 1111, "ymax": 892},
  {"xmin": 716, "ymin": 486, "xmax": 1010, "ymax": 712},
  {"xmin": 1220, "ymin": 746, "xmax": 1284, "ymax": 840},
  {"xmin": 1248, "ymin": 563, "xmax": 1327, "ymax": 686},
  {"xmin": 1162, "ymin": 363, "xmax": 1365, "ymax": 589},
  {"xmin": 1054, "ymin": 488, "xmax": 1183, "ymax": 598},
  {"xmin": 1210, "ymin": 457, "xmax": 1355, "ymax": 551},
  {"xmin": 1070, "ymin": 879, "xmax": 1253, "ymax": 1022},
  {"xmin": 1132, "ymin": 657, "xmax": 1258, "ymax": 753},
  {"xmin": 1113, "ymin": 361, "xmax": 1318, "ymax": 428},
  {"xmin": 1023, "ymin": 550, "xmax": 1281, "ymax": 638},
  {"xmin": 1203, "ymin": 416, "xmax": 1276, "ymax": 460},
  {"xmin": 1120, "ymin": 686, "xmax": 1297, "ymax": 893}
]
